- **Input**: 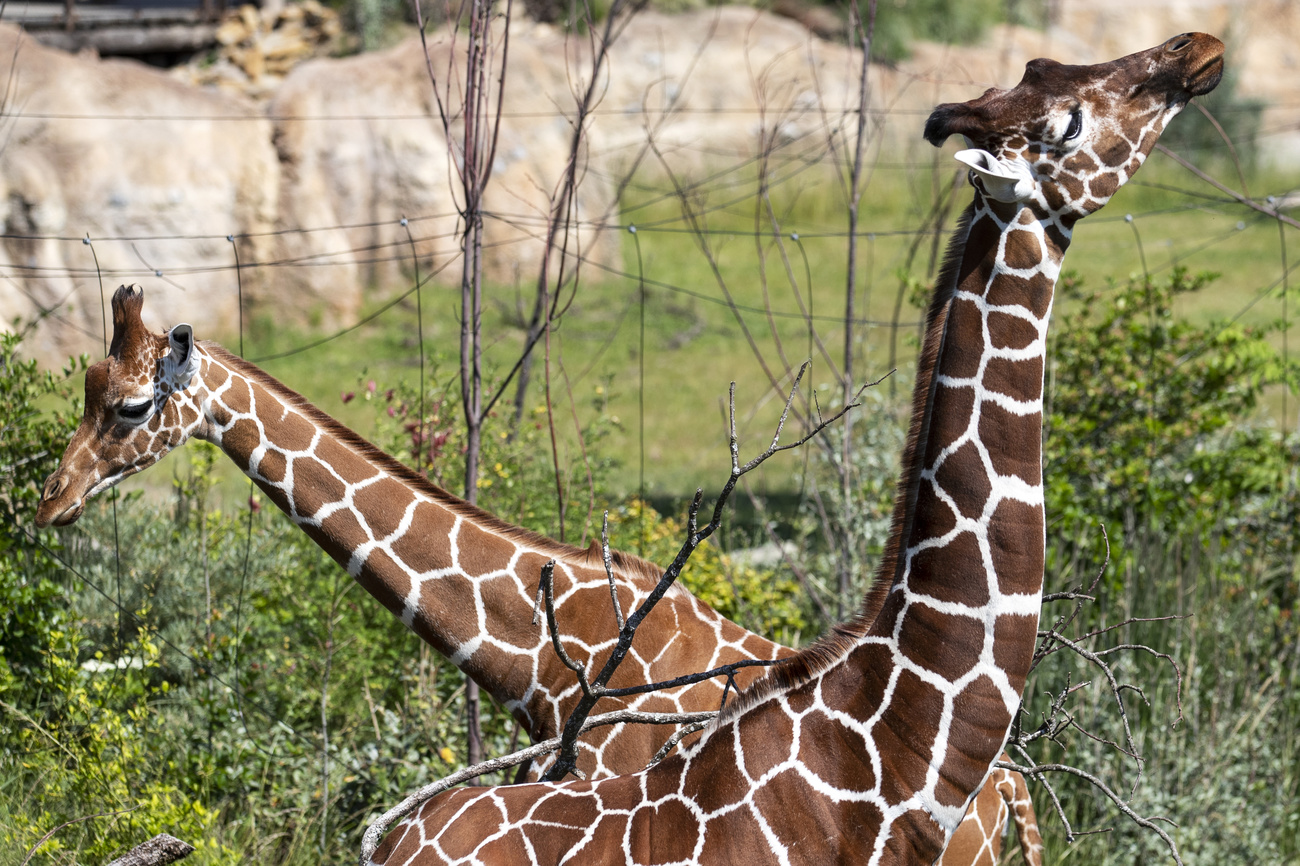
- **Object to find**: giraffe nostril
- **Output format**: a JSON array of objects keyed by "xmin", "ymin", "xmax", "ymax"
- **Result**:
[
  {"xmin": 41, "ymin": 473, "xmax": 66, "ymax": 501},
  {"xmin": 1168, "ymin": 35, "xmax": 1193, "ymax": 52}
]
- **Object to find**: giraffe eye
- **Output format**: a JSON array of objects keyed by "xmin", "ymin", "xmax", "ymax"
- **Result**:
[
  {"xmin": 1063, "ymin": 109, "xmax": 1083, "ymax": 142},
  {"xmin": 118, "ymin": 400, "xmax": 153, "ymax": 422}
]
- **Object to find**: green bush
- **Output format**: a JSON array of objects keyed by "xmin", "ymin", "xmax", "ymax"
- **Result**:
[
  {"xmin": 870, "ymin": 0, "xmax": 1009, "ymax": 64},
  {"xmin": 1045, "ymin": 268, "xmax": 1297, "ymax": 564},
  {"xmin": 606, "ymin": 499, "xmax": 809, "ymax": 647},
  {"xmin": 0, "ymin": 332, "xmax": 82, "ymax": 688},
  {"xmin": 1022, "ymin": 269, "xmax": 1300, "ymax": 863},
  {"xmin": 0, "ymin": 628, "xmax": 230, "ymax": 864}
]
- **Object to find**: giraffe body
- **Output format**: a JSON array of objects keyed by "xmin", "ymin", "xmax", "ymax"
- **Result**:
[
  {"xmin": 369, "ymin": 33, "xmax": 1224, "ymax": 865},
  {"xmin": 938, "ymin": 755, "xmax": 1043, "ymax": 866}
]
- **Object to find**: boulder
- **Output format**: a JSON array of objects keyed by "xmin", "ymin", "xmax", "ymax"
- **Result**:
[
  {"xmin": 0, "ymin": 22, "xmax": 278, "ymax": 363},
  {"xmin": 4, "ymin": 2, "xmax": 1300, "ymax": 365},
  {"xmin": 266, "ymin": 20, "xmax": 618, "ymax": 321}
]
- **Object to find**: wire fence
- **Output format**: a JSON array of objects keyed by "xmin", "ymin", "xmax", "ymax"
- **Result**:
[{"xmin": 5, "ymin": 13, "xmax": 1300, "ymax": 861}]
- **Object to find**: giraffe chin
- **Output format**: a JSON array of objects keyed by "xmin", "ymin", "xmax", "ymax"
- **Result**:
[
  {"xmin": 1188, "ymin": 56, "xmax": 1224, "ymax": 97},
  {"xmin": 36, "ymin": 499, "xmax": 85, "ymax": 528}
]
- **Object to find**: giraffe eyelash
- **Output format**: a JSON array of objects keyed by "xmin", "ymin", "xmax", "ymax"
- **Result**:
[{"xmin": 117, "ymin": 400, "xmax": 153, "ymax": 422}]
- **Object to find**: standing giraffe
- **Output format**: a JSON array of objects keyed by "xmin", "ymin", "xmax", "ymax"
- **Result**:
[
  {"xmin": 34, "ymin": 285, "xmax": 781, "ymax": 780},
  {"xmin": 34, "ymin": 287, "xmax": 1036, "ymax": 859},
  {"xmin": 366, "ymin": 33, "xmax": 1223, "ymax": 865}
]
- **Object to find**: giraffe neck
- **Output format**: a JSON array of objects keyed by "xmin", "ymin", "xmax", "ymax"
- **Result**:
[
  {"xmin": 857, "ymin": 194, "xmax": 1064, "ymax": 854},
  {"xmin": 183, "ymin": 343, "xmax": 786, "ymax": 771},
  {"xmin": 186, "ymin": 343, "xmax": 620, "ymax": 726},
  {"xmin": 716, "ymin": 195, "xmax": 1067, "ymax": 862}
]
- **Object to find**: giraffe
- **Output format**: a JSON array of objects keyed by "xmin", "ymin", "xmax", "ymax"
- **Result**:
[
  {"xmin": 366, "ymin": 32, "xmax": 1224, "ymax": 865},
  {"xmin": 939, "ymin": 757, "xmax": 1042, "ymax": 866},
  {"xmin": 33, "ymin": 285, "xmax": 784, "ymax": 781},
  {"xmin": 34, "ymin": 286, "xmax": 1036, "ymax": 860}
]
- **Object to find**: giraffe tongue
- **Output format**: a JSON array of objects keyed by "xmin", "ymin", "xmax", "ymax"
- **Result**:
[{"xmin": 953, "ymin": 149, "xmax": 1035, "ymax": 204}]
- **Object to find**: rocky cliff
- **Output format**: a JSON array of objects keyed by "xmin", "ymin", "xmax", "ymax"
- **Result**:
[{"xmin": 1, "ymin": 2, "xmax": 1294, "ymax": 364}]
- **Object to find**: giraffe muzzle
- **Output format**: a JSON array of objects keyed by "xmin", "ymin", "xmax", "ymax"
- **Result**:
[
  {"xmin": 1165, "ymin": 33, "xmax": 1225, "ymax": 97},
  {"xmin": 35, "ymin": 473, "xmax": 85, "ymax": 528}
]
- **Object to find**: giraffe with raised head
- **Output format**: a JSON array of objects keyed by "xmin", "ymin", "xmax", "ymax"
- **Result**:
[
  {"xmin": 35, "ymin": 286, "xmax": 1036, "ymax": 859},
  {"xmin": 365, "ymin": 32, "xmax": 1224, "ymax": 865}
]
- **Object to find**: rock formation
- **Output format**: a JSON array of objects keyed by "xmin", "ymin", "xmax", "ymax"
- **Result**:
[{"xmin": 2, "ymin": 2, "xmax": 1297, "ymax": 365}]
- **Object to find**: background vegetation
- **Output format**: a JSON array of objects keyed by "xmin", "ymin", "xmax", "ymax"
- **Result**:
[
  {"xmin": 5, "ymin": 259, "xmax": 1298, "ymax": 862},
  {"xmin": 3, "ymin": 3, "xmax": 1298, "ymax": 865}
]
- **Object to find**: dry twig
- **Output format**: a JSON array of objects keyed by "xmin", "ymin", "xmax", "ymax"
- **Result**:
[
  {"xmin": 539, "ymin": 363, "xmax": 864, "ymax": 781},
  {"xmin": 359, "ymin": 708, "xmax": 715, "ymax": 862},
  {"xmin": 1008, "ymin": 525, "xmax": 1188, "ymax": 864}
]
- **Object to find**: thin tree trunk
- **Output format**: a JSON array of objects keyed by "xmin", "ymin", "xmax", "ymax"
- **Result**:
[{"xmin": 837, "ymin": 0, "xmax": 876, "ymax": 614}]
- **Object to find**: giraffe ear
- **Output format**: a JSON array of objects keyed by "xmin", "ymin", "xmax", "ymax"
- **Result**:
[
  {"xmin": 954, "ymin": 149, "xmax": 1036, "ymax": 204},
  {"xmin": 165, "ymin": 324, "xmax": 199, "ymax": 390}
]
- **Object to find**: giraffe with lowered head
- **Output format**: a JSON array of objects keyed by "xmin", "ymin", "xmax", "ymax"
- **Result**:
[
  {"xmin": 36, "ymin": 285, "xmax": 1037, "ymax": 858},
  {"xmin": 35, "ymin": 285, "xmax": 784, "ymax": 780},
  {"xmin": 365, "ymin": 32, "xmax": 1224, "ymax": 864}
]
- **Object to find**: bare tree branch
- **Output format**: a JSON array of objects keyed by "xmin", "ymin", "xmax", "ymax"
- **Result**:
[
  {"xmin": 1156, "ymin": 143, "xmax": 1300, "ymax": 231},
  {"xmin": 1008, "ymin": 523, "xmax": 1188, "ymax": 864},
  {"xmin": 600, "ymin": 511, "xmax": 625, "ymax": 630},
  {"xmin": 539, "ymin": 362, "xmax": 868, "ymax": 782}
]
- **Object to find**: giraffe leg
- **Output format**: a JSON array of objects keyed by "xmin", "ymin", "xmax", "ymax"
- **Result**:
[{"xmin": 1008, "ymin": 768, "xmax": 1044, "ymax": 866}]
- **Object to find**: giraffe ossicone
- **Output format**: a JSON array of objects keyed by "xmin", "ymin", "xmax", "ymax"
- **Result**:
[{"xmin": 364, "ymin": 32, "xmax": 1223, "ymax": 865}]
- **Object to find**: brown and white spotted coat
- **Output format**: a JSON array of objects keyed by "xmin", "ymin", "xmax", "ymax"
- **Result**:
[
  {"xmin": 939, "ymin": 754, "xmax": 1043, "ymax": 866},
  {"xmin": 36, "ymin": 287, "xmax": 1033, "ymax": 860},
  {"xmin": 366, "ymin": 33, "xmax": 1223, "ymax": 866},
  {"xmin": 35, "ymin": 286, "xmax": 786, "ymax": 781}
]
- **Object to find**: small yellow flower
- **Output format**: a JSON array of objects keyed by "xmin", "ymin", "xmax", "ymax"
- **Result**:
[{"xmin": 439, "ymin": 746, "xmax": 455, "ymax": 763}]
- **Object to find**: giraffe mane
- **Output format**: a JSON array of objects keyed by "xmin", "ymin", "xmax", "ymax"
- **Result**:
[
  {"xmin": 200, "ymin": 343, "xmax": 668, "ymax": 587},
  {"xmin": 720, "ymin": 203, "xmax": 977, "ymax": 720}
]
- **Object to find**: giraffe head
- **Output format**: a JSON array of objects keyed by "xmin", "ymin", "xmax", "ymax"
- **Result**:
[
  {"xmin": 924, "ymin": 33, "xmax": 1224, "ymax": 225},
  {"xmin": 36, "ymin": 285, "xmax": 203, "ymax": 528}
]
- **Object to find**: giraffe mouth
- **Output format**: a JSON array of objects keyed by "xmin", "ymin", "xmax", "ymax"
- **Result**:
[
  {"xmin": 1187, "ymin": 54, "xmax": 1224, "ymax": 97},
  {"xmin": 35, "ymin": 497, "xmax": 85, "ymax": 528},
  {"xmin": 49, "ymin": 502, "xmax": 86, "ymax": 527}
]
